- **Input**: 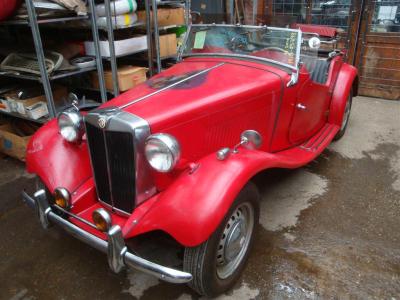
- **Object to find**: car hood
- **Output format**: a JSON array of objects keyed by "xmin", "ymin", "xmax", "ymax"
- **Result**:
[{"xmin": 102, "ymin": 59, "xmax": 287, "ymax": 132}]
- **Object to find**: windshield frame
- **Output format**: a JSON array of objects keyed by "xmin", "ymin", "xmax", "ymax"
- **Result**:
[{"xmin": 178, "ymin": 24, "xmax": 302, "ymax": 72}]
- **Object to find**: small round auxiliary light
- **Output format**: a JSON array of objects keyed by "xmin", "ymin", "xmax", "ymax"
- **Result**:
[
  {"xmin": 53, "ymin": 187, "xmax": 71, "ymax": 209},
  {"xmin": 92, "ymin": 208, "xmax": 112, "ymax": 232}
]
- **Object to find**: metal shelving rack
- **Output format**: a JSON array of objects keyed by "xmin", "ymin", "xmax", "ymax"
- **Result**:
[
  {"xmin": 102, "ymin": 0, "xmax": 191, "ymax": 96},
  {"xmin": 0, "ymin": 0, "xmax": 107, "ymax": 124},
  {"xmin": 100, "ymin": 0, "xmax": 154, "ymax": 96},
  {"xmin": 151, "ymin": 0, "xmax": 191, "ymax": 73},
  {"xmin": 0, "ymin": 0, "xmax": 192, "ymax": 122}
]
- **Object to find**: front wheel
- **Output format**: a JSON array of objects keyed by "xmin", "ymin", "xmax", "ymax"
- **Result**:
[
  {"xmin": 183, "ymin": 182, "xmax": 260, "ymax": 297},
  {"xmin": 334, "ymin": 91, "xmax": 353, "ymax": 141}
]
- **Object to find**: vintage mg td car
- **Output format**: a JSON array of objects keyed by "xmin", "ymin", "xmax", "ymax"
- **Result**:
[{"xmin": 23, "ymin": 24, "xmax": 357, "ymax": 296}]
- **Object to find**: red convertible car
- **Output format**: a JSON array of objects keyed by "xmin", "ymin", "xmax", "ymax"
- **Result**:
[{"xmin": 23, "ymin": 24, "xmax": 357, "ymax": 296}]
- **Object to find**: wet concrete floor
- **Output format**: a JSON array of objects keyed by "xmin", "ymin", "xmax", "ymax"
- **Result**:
[{"xmin": 0, "ymin": 96, "xmax": 399, "ymax": 299}]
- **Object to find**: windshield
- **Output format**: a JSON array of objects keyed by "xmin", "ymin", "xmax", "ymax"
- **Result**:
[{"xmin": 180, "ymin": 24, "xmax": 302, "ymax": 70}]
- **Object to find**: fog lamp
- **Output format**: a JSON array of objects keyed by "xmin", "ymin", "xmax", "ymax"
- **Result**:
[
  {"xmin": 54, "ymin": 187, "xmax": 71, "ymax": 209},
  {"xmin": 92, "ymin": 208, "xmax": 112, "ymax": 232}
]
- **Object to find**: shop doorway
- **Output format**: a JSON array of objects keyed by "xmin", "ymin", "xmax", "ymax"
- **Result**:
[
  {"xmin": 353, "ymin": 0, "xmax": 400, "ymax": 100},
  {"xmin": 259, "ymin": 0, "xmax": 400, "ymax": 99}
]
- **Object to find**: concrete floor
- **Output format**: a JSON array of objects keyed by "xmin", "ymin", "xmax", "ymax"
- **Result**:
[{"xmin": 0, "ymin": 96, "xmax": 399, "ymax": 300}]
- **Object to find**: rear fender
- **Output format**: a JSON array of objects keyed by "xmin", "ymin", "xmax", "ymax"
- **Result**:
[
  {"xmin": 127, "ymin": 149, "xmax": 281, "ymax": 247},
  {"xmin": 26, "ymin": 119, "xmax": 92, "ymax": 193},
  {"xmin": 329, "ymin": 63, "xmax": 358, "ymax": 126}
]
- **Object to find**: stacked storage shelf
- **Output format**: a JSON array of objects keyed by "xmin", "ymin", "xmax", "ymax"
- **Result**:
[
  {"xmin": 0, "ymin": 0, "xmax": 108, "ymax": 124},
  {"xmin": 90, "ymin": 0, "xmax": 153, "ymax": 96},
  {"xmin": 149, "ymin": 0, "xmax": 191, "ymax": 73},
  {"xmin": 0, "ymin": 0, "xmax": 191, "ymax": 160}
]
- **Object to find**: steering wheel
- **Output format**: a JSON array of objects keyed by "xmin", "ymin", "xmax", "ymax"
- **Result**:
[
  {"xmin": 264, "ymin": 46, "xmax": 289, "ymax": 54},
  {"xmin": 229, "ymin": 36, "xmax": 249, "ymax": 51}
]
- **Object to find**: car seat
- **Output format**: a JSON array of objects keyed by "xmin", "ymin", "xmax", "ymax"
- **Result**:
[{"xmin": 302, "ymin": 57, "xmax": 331, "ymax": 84}]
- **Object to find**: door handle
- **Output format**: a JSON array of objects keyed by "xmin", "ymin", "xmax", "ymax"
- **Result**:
[{"xmin": 296, "ymin": 103, "xmax": 307, "ymax": 111}]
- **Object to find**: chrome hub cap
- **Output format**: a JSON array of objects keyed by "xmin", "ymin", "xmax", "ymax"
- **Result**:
[
  {"xmin": 216, "ymin": 202, "xmax": 254, "ymax": 279},
  {"xmin": 225, "ymin": 219, "xmax": 246, "ymax": 261}
]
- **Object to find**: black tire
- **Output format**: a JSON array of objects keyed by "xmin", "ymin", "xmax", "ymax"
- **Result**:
[
  {"xmin": 183, "ymin": 182, "xmax": 260, "ymax": 297},
  {"xmin": 334, "ymin": 91, "xmax": 353, "ymax": 141}
]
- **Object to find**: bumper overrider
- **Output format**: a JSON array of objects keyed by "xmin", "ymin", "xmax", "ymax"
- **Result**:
[{"xmin": 22, "ymin": 189, "xmax": 192, "ymax": 284}]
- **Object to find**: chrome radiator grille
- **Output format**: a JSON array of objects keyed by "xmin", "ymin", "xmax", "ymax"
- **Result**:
[
  {"xmin": 85, "ymin": 122, "xmax": 136, "ymax": 213},
  {"xmin": 85, "ymin": 108, "xmax": 155, "ymax": 215}
]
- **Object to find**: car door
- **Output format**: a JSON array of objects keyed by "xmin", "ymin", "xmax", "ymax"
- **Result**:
[{"xmin": 288, "ymin": 63, "xmax": 332, "ymax": 144}]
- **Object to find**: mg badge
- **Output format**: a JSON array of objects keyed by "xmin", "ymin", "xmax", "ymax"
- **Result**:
[{"xmin": 98, "ymin": 117, "xmax": 107, "ymax": 128}]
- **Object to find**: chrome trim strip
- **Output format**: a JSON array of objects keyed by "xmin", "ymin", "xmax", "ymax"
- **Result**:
[
  {"xmin": 52, "ymin": 205, "xmax": 98, "ymax": 230},
  {"xmin": 295, "ymin": 29, "xmax": 302, "ymax": 69},
  {"xmin": 119, "ymin": 62, "xmax": 225, "ymax": 109},
  {"xmin": 102, "ymin": 125, "xmax": 116, "ymax": 209},
  {"xmin": 22, "ymin": 190, "xmax": 193, "ymax": 284},
  {"xmin": 190, "ymin": 23, "xmax": 301, "ymax": 33}
]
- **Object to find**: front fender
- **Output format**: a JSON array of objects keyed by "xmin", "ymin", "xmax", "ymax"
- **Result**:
[
  {"xmin": 127, "ymin": 149, "xmax": 283, "ymax": 247},
  {"xmin": 26, "ymin": 119, "xmax": 92, "ymax": 193},
  {"xmin": 329, "ymin": 63, "xmax": 358, "ymax": 126}
]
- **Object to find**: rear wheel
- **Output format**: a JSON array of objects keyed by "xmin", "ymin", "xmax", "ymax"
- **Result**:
[
  {"xmin": 183, "ymin": 182, "xmax": 260, "ymax": 297},
  {"xmin": 334, "ymin": 91, "xmax": 353, "ymax": 141}
]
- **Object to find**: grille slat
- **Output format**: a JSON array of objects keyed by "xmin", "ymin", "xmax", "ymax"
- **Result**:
[
  {"xmin": 106, "ymin": 131, "xmax": 136, "ymax": 212},
  {"xmin": 86, "ymin": 122, "xmax": 112, "ymax": 205},
  {"xmin": 85, "ymin": 121, "xmax": 136, "ymax": 214}
]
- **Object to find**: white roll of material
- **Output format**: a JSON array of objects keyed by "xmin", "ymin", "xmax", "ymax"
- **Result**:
[
  {"xmin": 97, "ymin": 13, "xmax": 138, "ymax": 28},
  {"xmin": 95, "ymin": 0, "xmax": 137, "ymax": 17}
]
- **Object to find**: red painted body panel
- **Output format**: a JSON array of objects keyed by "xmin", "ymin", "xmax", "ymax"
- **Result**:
[
  {"xmin": 25, "ymin": 55, "xmax": 357, "ymax": 247},
  {"xmin": 291, "ymin": 23, "xmax": 337, "ymax": 38},
  {"xmin": 26, "ymin": 119, "xmax": 92, "ymax": 194},
  {"xmin": 0, "ymin": 0, "xmax": 20, "ymax": 21},
  {"xmin": 289, "ymin": 73, "xmax": 330, "ymax": 143},
  {"xmin": 329, "ymin": 63, "xmax": 358, "ymax": 126}
]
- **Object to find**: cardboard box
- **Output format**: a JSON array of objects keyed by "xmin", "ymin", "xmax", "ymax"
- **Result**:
[
  {"xmin": 84, "ymin": 35, "xmax": 148, "ymax": 58},
  {"xmin": 0, "ymin": 98, "xmax": 11, "ymax": 112},
  {"xmin": 137, "ymin": 8, "xmax": 185, "ymax": 27},
  {"xmin": 5, "ymin": 86, "xmax": 67, "ymax": 117},
  {"xmin": 0, "ymin": 124, "xmax": 32, "ymax": 161},
  {"xmin": 93, "ymin": 66, "xmax": 147, "ymax": 92},
  {"xmin": 26, "ymin": 102, "xmax": 49, "ymax": 120},
  {"xmin": 7, "ymin": 94, "xmax": 46, "ymax": 115},
  {"xmin": 158, "ymin": 33, "xmax": 177, "ymax": 58}
]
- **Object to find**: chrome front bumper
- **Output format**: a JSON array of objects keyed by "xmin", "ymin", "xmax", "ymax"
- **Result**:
[{"xmin": 22, "ymin": 189, "xmax": 192, "ymax": 284}]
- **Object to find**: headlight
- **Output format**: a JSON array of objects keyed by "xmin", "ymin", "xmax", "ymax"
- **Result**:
[
  {"xmin": 145, "ymin": 133, "xmax": 180, "ymax": 173},
  {"xmin": 58, "ymin": 111, "xmax": 84, "ymax": 143}
]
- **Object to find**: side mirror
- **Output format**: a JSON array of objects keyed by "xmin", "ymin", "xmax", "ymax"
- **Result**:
[
  {"xmin": 240, "ymin": 130, "xmax": 263, "ymax": 150},
  {"xmin": 232, "ymin": 130, "xmax": 263, "ymax": 154},
  {"xmin": 218, "ymin": 130, "xmax": 263, "ymax": 159},
  {"xmin": 308, "ymin": 37, "xmax": 321, "ymax": 49}
]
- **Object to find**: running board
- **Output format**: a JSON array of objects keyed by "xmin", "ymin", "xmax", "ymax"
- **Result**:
[
  {"xmin": 300, "ymin": 124, "xmax": 338, "ymax": 152},
  {"xmin": 272, "ymin": 123, "xmax": 340, "ymax": 169}
]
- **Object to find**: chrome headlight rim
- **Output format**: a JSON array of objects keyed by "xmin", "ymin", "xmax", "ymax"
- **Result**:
[
  {"xmin": 145, "ymin": 133, "xmax": 181, "ymax": 173},
  {"xmin": 57, "ymin": 110, "xmax": 84, "ymax": 143}
]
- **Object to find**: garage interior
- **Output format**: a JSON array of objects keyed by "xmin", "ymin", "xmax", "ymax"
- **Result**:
[{"xmin": 0, "ymin": 0, "xmax": 399, "ymax": 299}]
